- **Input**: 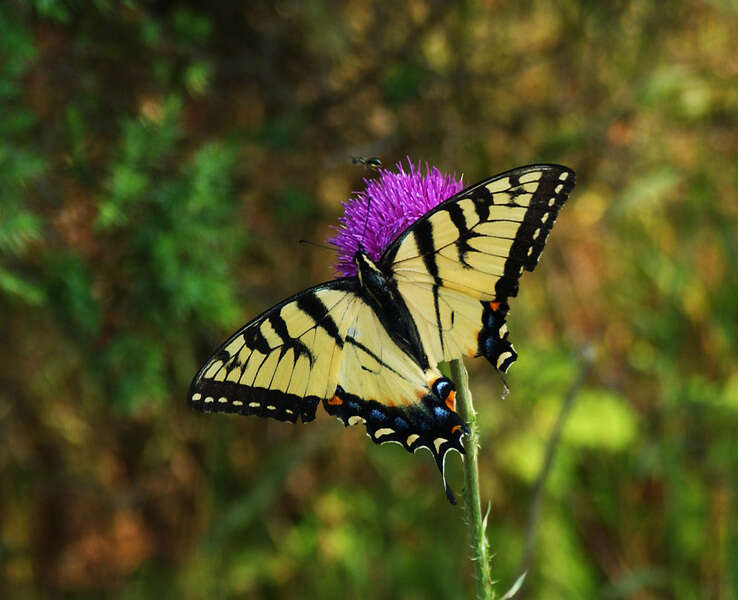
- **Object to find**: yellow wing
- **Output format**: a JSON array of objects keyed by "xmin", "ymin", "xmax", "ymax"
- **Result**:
[
  {"xmin": 189, "ymin": 279, "xmax": 468, "ymax": 502},
  {"xmin": 380, "ymin": 164, "xmax": 575, "ymax": 371},
  {"xmin": 189, "ymin": 280, "xmax": 358, "ymax": 423}
]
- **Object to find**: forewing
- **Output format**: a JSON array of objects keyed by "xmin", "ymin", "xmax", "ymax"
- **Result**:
[
  {"xmin": 189, "ymin": 280, "xmax": 359, "ymax": 423},
  {"xmin": 381, "ymin": 164, "xmax": 575, "ymax": 371}
]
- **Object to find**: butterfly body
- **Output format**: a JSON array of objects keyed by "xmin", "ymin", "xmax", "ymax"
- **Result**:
[
  {"xmin": 189, "ymin": 164, "xmax": 575, "ymax": 502},
  {"xmin": 353, "ymin": 250, "xmax": 430, "ymax": 369}
]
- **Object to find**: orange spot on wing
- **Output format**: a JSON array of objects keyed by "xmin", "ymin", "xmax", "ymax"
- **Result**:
[
  {"xmin": 489, "ymin": 301, "xmax": 500, "ymax": 312},
  {"xmin": 451, "ymin": 425, "xmax": 461, "ymax": 434},
  {"xmin": 445, "ymin": 389, "xmax": 456, "ymax": 412},
  {"xmin": 470, "ymin": 330, "xmax": 481, "ymax": 355},
  {"xmin": 327, "ymin": 395, "xmax": 343, "ymax": 406}
]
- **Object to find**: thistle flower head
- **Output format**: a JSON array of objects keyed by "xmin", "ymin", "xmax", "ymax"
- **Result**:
[{"xmin": 328, "ymin": 158, "xmax": 464, "ymax": 277}]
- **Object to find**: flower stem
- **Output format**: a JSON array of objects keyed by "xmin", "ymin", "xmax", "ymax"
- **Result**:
[{"xmin": 450, "ymin": 358, "xmax": 495, "ymax": 600}]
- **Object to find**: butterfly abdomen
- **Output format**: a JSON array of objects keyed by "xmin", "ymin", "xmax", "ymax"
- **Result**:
[{"xmin": 354, "ymin": 251, "xmax": 430, "ymax": 370}]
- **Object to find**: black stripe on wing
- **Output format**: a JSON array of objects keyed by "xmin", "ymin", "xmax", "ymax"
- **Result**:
[
  {"xmin": 188, "ymin": 278, "xmax": 359, "ymax": 423},
  {"xmin": 413, "ymin": 219, "xmax": 446, "ymax": 356}
]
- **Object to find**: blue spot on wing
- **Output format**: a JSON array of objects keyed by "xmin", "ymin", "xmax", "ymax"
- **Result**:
[
  {"xmin": 433, "ymin": 406, "xmax": 448, "ymax": 419},
  {"xmin": 369, "ymin": 409, "xmax": 386, "ymax": 423},
  {"xmin": 394, "ymin": 417, "xmax": 409, "ymax": 429}
]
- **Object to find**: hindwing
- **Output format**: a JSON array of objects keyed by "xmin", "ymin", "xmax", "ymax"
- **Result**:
[{"xmin": 323, "ymin": 301, "xmax": 468, "ymax": 503}]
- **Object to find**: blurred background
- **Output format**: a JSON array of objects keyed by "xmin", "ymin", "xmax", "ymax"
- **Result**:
[{"xmin": 2, "ymin": 1, "xmax": 737, "ymax": 598}]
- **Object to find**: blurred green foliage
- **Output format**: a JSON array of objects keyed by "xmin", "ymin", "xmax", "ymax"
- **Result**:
[{"xmin": 1, "ymin": 1, "xmax": 737, "ymax": 598}]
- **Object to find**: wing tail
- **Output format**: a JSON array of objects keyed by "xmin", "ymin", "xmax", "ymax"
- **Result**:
[{"xmin": 326, "ymin": 376, "xmax": 468, "ymax": 504}]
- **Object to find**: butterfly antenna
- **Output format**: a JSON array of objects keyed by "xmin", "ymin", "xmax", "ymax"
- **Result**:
[
  {"xmin": 349, "ymin": 155, "xmax": 383, "ymax": 253},
  {"xmin": 298, "ymin": 239, "xmax": 334, "ymax": 252},
  {"xmin": 359, "ymin": 193, "xmax": 372, "ymax": 253},
  {"xmin": 349, "ymin": 155, "xmax": 382, "ymax": 252}
]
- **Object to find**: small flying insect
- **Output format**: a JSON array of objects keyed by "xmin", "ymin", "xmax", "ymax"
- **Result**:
[{"xmin": 351, "ymin": 155, "xmax": 382, "ymax": 170}]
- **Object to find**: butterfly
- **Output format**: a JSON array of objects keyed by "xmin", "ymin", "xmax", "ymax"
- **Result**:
[{"xmin": 189, "ymin": 164, "xmax": 575, "ymax": 503}]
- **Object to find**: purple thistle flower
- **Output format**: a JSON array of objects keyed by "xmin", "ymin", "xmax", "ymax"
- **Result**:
[{"xmin": 328, "ymin": 158, "xmax": 464, "ymax": 277}]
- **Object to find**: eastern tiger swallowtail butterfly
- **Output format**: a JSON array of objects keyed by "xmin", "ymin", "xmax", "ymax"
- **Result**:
[{"xmin": 189, "ymin": 164, "xmax": 575, "ymax": 503}]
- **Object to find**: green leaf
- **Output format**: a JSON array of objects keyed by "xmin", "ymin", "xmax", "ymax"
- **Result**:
[
  {"xmin": 563, "ymin": 389, "xmax": 638, "ymax": 451},
  {"xmin": 0, "ymin": 208, "xmax": 43, "ymax": 255},
  {"xmin": 184, "ymin": 61, "xmax": 212, "ymax": 96},
  {"xmin": 0, "ymin": 267, "xmax": 44, "ymax": 304}
]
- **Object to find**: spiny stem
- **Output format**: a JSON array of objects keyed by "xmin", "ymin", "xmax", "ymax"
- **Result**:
[{"xmin": 450, "ymin": 358, "xmax": 495, "ymax": 600}]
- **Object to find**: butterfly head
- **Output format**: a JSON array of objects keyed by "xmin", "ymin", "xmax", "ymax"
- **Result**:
[
  {"xmin": 327, "ymin": 159, "xmax": 463, "ymax": 278},
  {"xmin": 353, "ymin": 249, "xmax": 384, "ymax": 289}
]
